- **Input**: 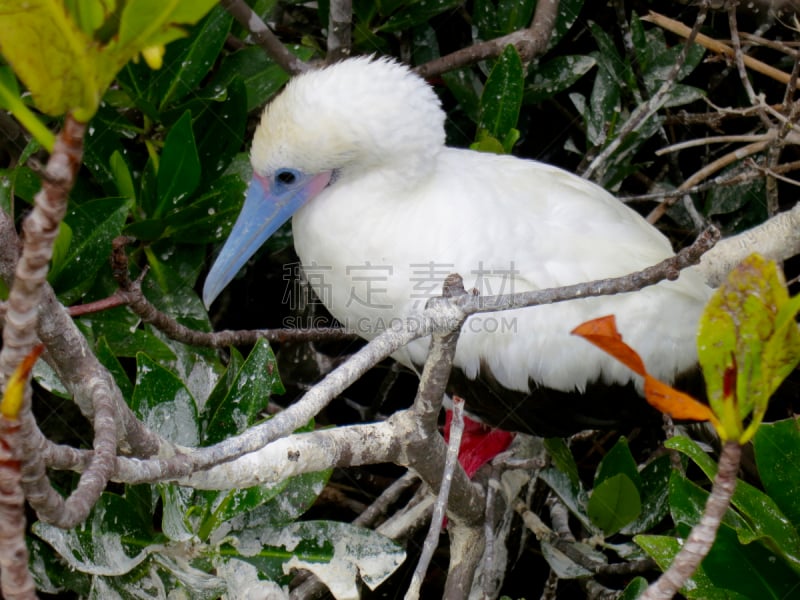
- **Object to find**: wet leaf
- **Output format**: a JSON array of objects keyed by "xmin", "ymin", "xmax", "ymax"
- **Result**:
[{"xmin": 698, "ymin": 254, "xmax": 800, "ymax": 442}]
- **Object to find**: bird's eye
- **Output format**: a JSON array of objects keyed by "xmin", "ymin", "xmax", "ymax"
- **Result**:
[{"xmin": 276, "ymin": 169, "xmax": 298, "ymax": 185}]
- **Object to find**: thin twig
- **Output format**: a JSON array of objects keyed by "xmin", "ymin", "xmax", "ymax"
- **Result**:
[
  {"xmin": 647, "ymin": 140, "xmax": 770, "ymax": 223},
  {"xmin": 220, "ymin": 0, "xmax": 310, "ymax": 75},
  {"xmin": 656, "ymin": 132, "xmax": 777, "ymax": 155},
  {"xmin": 643, "ymin": 10, "xmax": 800, "ymax": 89},
  {"xmin": 109, "ymin": 242, "xmax": 355, "ymax": 345},
  {"xmin": 406, "ymin": 399, "xmax": 465, "ymax": 600},
  {"xmin": 727, "ymin": 6, "xmax": 773, "ymax": 129},
  {"xmin": 414, "ymin": 0, "xmax": 559, "ymax": 77}
]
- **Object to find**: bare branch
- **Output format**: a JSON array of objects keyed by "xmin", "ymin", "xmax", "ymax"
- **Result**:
[
  {"xmin": 406, "ymin": 399, "xmax": 465, "ymax": 600},
  {"xmin": 118, "ymin": 275, "xmax": 354, "ymax": 346},
  {"xmin": 0, "ymin": 116, "xmax": 82, "ymax": 383},
  {"xmin": 326, "ymin": 0, "xmax": 352, "ymax": 63},
  {"xmin": 0, "ymin": 415, "xmax": 37, "ymax": 600},
  {"xmin": 0, "ymin": 115, "xmax": 120, "ymax": 529},
  {"xmin": 220, "ymin": 0, "xmax": 310, "ymax": 75},
  {"xmin": 464, "ymin": 226, "xmax": 719, "ymax": 315},
  {"xmin": 414, "ymin": 0, "xmax": 559, "ymax": 78},
  {"xmin": 698, "ymin": 202, "xmax": 800, "ymax": 285}
]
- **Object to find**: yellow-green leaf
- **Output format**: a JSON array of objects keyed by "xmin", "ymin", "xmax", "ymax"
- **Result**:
[
  {"xmin": 0, "ymin": 0, "xmax": 99, "ymax": 118},
  {"xmin": 698, "ymin": 254, "xmax": 800, "ymax": 442},
  {"xmin": 0, "ymin": 0, "xmax": 218, "ymax": 121}
]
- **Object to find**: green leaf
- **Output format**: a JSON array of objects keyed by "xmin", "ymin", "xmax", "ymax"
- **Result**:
[
  {"xmin": 200, "ymin": 465, "xmax": 331, "ymax": 543},
  {"xmin": 64, "ymin": 0, "xmax": 114, "ymax": 37},
  {"xmin": 76, "ymin": 310, "xmax": 176, "ymax": 361},
  {"xmin": 667, "ymin": 435, "xmax": 800, "ymax": 573},
  {"xmin": 621, "ymin": 454, "xmax": 672, "ymax": 535},
  {"xmin": 587, "ymin": 473, "xmax": 641, "ymax": 535},
  {"xmin": 232, "ymin": 521, "xmax": 405, "ymax": 594},
  {"xmin": 163, "ymin": 174, "xmax": 247, "ymax": 244},
  {"xmin": 124, "ymin": 218, "xmax": 167, "ymax": 242},
  {"xmin": 209, "ymin": 45, "xmax": 313, "ymax": 112},
  {"xmin": 109, "ymin": 150, "xmax": 136, "ymax": 200},
  {"xmin": 620, "ymin": 577, "xmax": 648, "ymax": 600},
  {"xmin": 83, "ymin": 104, "xmax": 135, "ymax": 195},
  {"xmin": 706, "ymin": 174, "xmax": 766, "ymax": 218},
  {"xmin": 585, "ymin": 61, "xmax": 621, "ymax": 148},
  {"xmin": 0, "ymin": 0, "xmax": 218, "ymax": 120},
  {"xmin": 201, "ymin": 339, "xmax": 284, "ymax": 446},
  {"xmin": 469, "ymin": 131, "xmax": 506, "ymax": 155},
  {"xmin": 547, "ymin": 0, "xmax": 584, "ymax": 50},
  {"xmin": 28, "ymin": 536, "xmax": 91, "ymax": 595},
  {"xmin": 642, "ymin": 25, "xmax": 706, "ymax": 92},
  {"xmin": 155, "ymin": 110, "xmax": 200, "ymax": 217},
  {"xmin": 668, "ymin": 470, "xmax": 751, "ymax": 534},
  {"xmin": 525, "ymin": 55, "xmax": 597, "ymax": 105},
  {"xmin": 442, "ymin": 67, "xmax": 483, "ymax": 124},
  {"xmin": 540, "ymin": 467, "xmax": 595, "ymax": 533},
  {"xmin": 589, "ymin": 22, "xmax": 628, "ymax": 90},
  {"xmin": 32, "ymin": 492, "xmax": 156, "ymax": 576},
  {"xmin": 378, "ymin": 0, "xmax": 463, "ymax": 33},
  {"xmin": 540, "ymin": 540, "xmax": 596, "ymax": 579},
  {"xmin": 662, "ymin": 83, "xmax": 706, "ymax": 108},
  {"xmin": 635, "ymin": 533, "xmax": 750, "ymax": 599},
  {"xmin": 473, "ymin": 0, "xmax": 535, "ymax": 39},
  {"xmin": 213, "ymin": 468, "xmax": 330, "ymax": 536},
  {"xmin": 154, "ymin": 5, "xmax": 233, "ymax": 110},
  {"xmin": 160, "ymin": 484, "xmax": 196, "ymax": 542},
  {"xmin": 594, "ymin": 436, "xmax": 641, "ymax": 491},
  {"xmin": 132, "ymin": 353, "xmax": 199, "ymax": 446},
  {"xmin": 49, "ymin": 197, "xmax": 131, "ymax": 304},
  {"xmin": 146, "ymin": 240, "xmax": 208, "ymax": 289},
  {"xmin": 32, "ymin": 359, "xmax": 70, "ymax": 399},
  {"xmin": 702, "ymin": 524, "xmax": 800, "ymax": 599},
  {"xmin": 96, "ymin": 558, "xmax": 225, "ymax": 600},
  {"xmin": 94, "ymin": 336, "xmax": 135, "ymax": 404},
  {"xmin": 0, "ymin": 1, "xmax": 98, "ymax": 117},
  {"xmin": 477, "ymin": 45, "xmax": 524, "ymax": 144},
  {"xmin": 0, "ymin": 64, "xmax": 21, "ymax": 109},
  {"xmin": 544, "ymin": 437, "xmax": 580, "ymax": 488},
  {"xmin": 194, "ymin": 78, "xmax": 248, "ymax": 186},
  {"xmin": 754, "ymin": 419, "xmax": 800, "ymax": 525},
  {"xmin": 0, "ymin": 166, "xmax": 40, "ymax": 211},
  {"xmin": 0, "ymin": 65, "xmax": 54, "ymax": 149},
  {"xmin": 50, "ymin": 221, "xmax": 73, "ymax": 280},
  {"xmin": 116, "ymin": 0, "xmax": 218, "ymax": 51}
]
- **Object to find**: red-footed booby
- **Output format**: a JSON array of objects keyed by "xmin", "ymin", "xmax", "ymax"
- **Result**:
[{"xmin": 203, "ymin": 57, "xmax": 712, "ymax": 436}]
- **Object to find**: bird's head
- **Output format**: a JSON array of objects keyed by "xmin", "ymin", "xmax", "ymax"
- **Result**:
[{"xmin": 202, "ymin": 56, "xmax": 446, "ymax": 307}]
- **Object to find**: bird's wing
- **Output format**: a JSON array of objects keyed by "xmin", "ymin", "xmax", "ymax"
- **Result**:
[{"xmin": 292, "ymin": 148, "xmax": 711, "ymax": 393}]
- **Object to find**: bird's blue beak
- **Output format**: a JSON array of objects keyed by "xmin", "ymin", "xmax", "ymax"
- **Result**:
[{"xmin": 202, "ymin": 170, "xmax": 333, "ymax": 308}]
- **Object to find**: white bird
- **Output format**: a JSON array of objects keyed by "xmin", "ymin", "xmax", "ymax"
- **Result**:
[{"xmin": 203, "ymin": 57, "xmax": 712, "ymax": 436}]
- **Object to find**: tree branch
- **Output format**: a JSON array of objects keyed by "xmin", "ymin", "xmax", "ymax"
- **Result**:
[
  {"xmin": 414, "ymin": 0, "xmax": 559, "ymax": 78},
  {"xmin": 221, "ymin": 0, "xmax": 310, "ymax": 75}
]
